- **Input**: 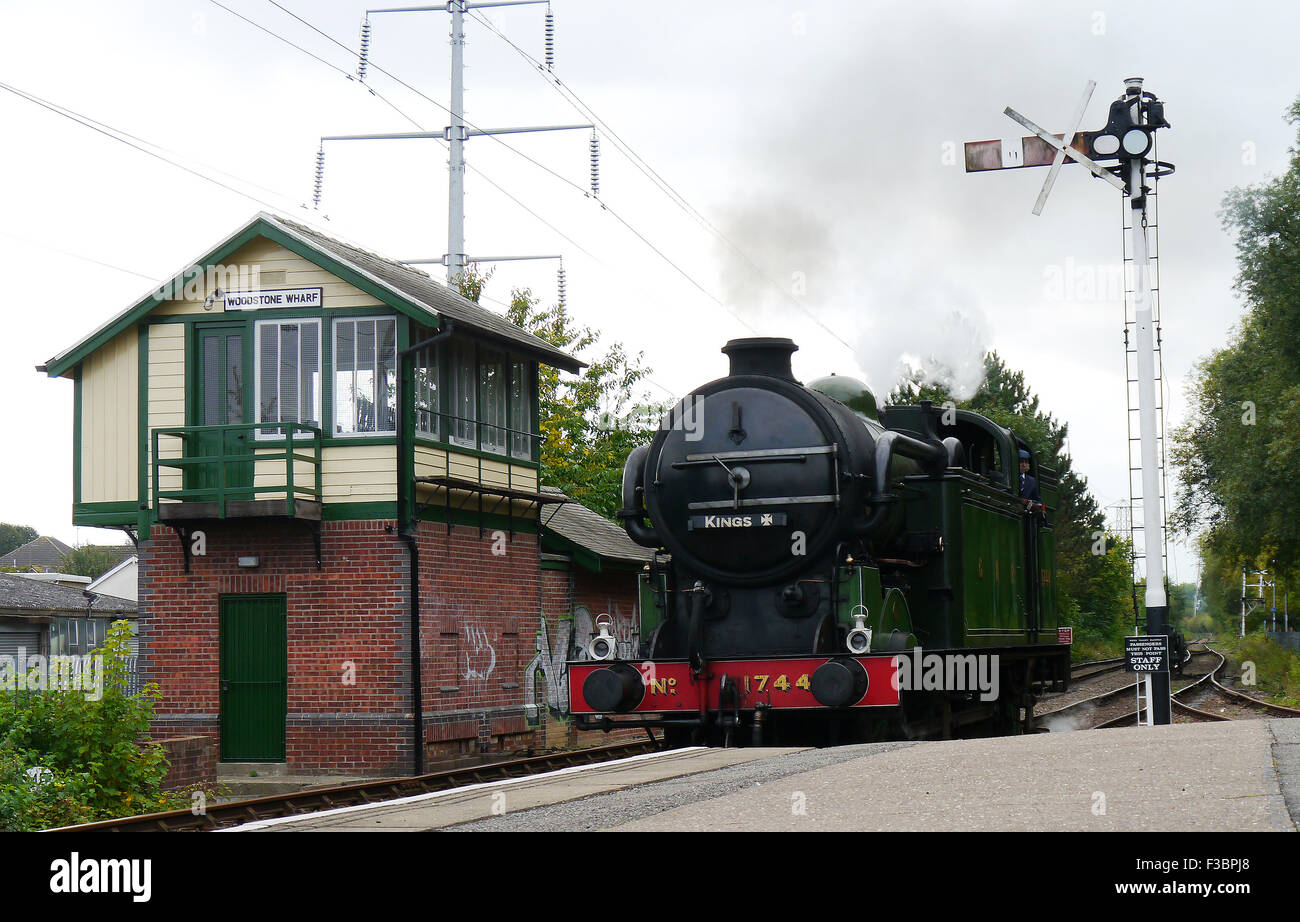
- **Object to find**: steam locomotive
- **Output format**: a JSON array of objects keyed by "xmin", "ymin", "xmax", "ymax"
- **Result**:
[{"xmin": 568, "ymin": 338, "xmax": 1071, "ymax": 746}]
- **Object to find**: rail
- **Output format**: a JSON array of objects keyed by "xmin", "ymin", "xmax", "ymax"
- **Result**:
[
  {"xmin": 45, "ymin": 738, "xmax": 660, "ymax": 832},
  {"xmin": 151, "ymin": 422, "xmax": 323, "ymax": 518}
]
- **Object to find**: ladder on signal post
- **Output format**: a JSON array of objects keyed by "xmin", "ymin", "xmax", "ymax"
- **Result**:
[{"xmin": 1121, "ymin": 144, "xmax": 1171, "ymax": 628}]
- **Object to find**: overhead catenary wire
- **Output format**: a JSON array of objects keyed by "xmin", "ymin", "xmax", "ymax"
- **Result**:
[
  {"xmin": 465, "ymin": 7, "xmax": 846, "ymax": 351},
  {"xmin": 256, "ymin": 0, "xmax": 758, "ymax": 333}
]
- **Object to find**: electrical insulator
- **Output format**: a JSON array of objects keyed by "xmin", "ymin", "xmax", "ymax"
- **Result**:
[
  {"xmin": 589, "ymin": 131, "xmax": 600, "ymax": 197},
  {"xmin": 358, "ymin": 18, "xmax": 372, "ymax": 81},
  {"xmin": 313, "ymin": 147, "xmax": 326, "ymax": 209},
  {"xmin": 557, "ymin": 262, "xmax": 566, "ymax": 310},
  {"xmin": 544, "ymin": 5, "xmax": 555, "ymax": 71}
]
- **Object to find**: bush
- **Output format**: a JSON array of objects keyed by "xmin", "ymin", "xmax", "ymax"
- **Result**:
[
  {"xmin": 0, "ymin": 621, "xmax": 189, "ymax": 829},
  {"xmin": 1222, "ymin": 634, "xmax": 1300, "ymax": 707}
]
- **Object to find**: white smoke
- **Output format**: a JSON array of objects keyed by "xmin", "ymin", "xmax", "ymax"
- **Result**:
[{"xmin": 856, "ymin": 276, "xmax": 990, "ymax": 401}]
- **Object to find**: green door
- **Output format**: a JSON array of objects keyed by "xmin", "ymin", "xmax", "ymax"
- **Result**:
[
  {"xmin": 219, "ymin": 594, "xmax": 287, "ymax": 762},
  {"xmin": 190, "ymin": 325, "xmax": 253, "ymax": 498}
]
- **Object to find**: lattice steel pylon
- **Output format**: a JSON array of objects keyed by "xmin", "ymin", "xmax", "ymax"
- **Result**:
[{"xmin": 1120, "ymin": 131, "xmax": 1172, "ymax": 627}]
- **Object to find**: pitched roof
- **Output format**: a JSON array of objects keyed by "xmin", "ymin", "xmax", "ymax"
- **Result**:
[
  {"xmin": 538, "ymin": 487, "xmax": 655, "ymax": 569},
  {"xmin": 41, "ymin": 212, "xmax": 584, "ymax": 377},
  {"xmin": 0, "ymin": 573, "xmax": 136, "ymax": 616},
  {"xmin": 2, "ymin": 536, "xmax": 74, "ymax": 571}
]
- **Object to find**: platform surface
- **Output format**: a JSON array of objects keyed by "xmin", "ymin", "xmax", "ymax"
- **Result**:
[
  {"xmin": 229, "ymin": 720, "xmax": 1300, "ymax": 832},
  {"xmin": 229, "ymin": 747, "xmax": 805, "ymax": 831},
  {"xmin": 617, "ymin": 720, "xmax": 1298, "ymax": 832}
]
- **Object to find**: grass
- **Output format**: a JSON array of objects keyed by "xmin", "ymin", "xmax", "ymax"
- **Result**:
[{"xmin": 1211, "ymin": 633, "xmax": 1300, "ymax": 707}]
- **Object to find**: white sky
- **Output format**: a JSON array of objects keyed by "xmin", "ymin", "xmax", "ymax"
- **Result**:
[{"xmin": 4, "ymin": 0, "xmax": 1299, "ymax": 586}]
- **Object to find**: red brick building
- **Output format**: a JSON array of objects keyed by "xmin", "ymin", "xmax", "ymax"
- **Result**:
[{"xmin": 41, "ymin": 213, "xmax": 592, "ymax": 776}]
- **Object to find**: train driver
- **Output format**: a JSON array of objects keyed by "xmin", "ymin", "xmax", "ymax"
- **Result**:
[{"xmin": 1018, "ymin": 449, "xmax": 1042, "ymax": 509}]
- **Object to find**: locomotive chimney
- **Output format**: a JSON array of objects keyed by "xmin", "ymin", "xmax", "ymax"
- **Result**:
[{"xmin": 722, "ymin": 337, "xmax": 799, "ymax": 381}]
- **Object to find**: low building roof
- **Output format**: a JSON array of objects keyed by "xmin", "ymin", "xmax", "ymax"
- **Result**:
[
  {"xmin": 0, "ymin": 573, "xmax": 137, "ymax": 618},
  {"xmin": 539, "ymin": 487, "xmax": 656, "ymax": 570},
  {"xmin": 2, "ymin": 536, "xmax": 74, "ymax": 571},
  {"xmin": 40, "ymin": 212, "xmax": 584, "ymax": 377}
]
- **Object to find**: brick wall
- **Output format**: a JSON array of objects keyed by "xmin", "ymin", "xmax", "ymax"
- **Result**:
[
  {"xmin": 139, "ymin": 517, "xmax": 542, "ymax": 776},
  {"xmin": 157, "ymin": 735, "xmax": 218, "ymax": 790}
]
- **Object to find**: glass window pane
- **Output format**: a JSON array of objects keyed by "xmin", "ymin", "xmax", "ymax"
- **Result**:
[
  {"xmin": 259, "ymin": 324, "xmax": 278, "ymax": 429},
  {"xmin": 480, "ymin": 350, "xmax": 505, "ymax": 454},
  {"xmin": 378, "ymin": 319, "xmax": 396, "ymax": 433},
  {"xmin": 225, "ymin": 334, "xmax": 243, "ymax": 424},
  {"xmin": 511, "ymin": 361, "xmax": 531, "ymax": 460},
  {"xmin": 449, "ymin": 341, "xmax": 476, "ymax": 447},
  {"xmin": 356, "ymin": 320, "xmax": 375, "ymax": 432},
  {"xmin": 300, "ymin": 321, "xmax": 319, "ymax": 428},
  {"xmin": 280, "ymin": 324, "xmax": 300, "ymax": 426},
  {"xmin": 335, "ymin": 319, "xmax": 356, "ymax": 434},
  {"xmin": 203, "ymin": 336, "xmax": 220, "ymax": 426},
  {"xmin": 416, "ymin": 343, "xmax": 439, "ymax": 438}
]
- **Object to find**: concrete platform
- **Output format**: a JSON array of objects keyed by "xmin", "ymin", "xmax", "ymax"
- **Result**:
[
  {"xmin": 227, "ymin": 720, "xmax": 1300, "ymax": 832},
  {"xmin": 619, "ymin": 720, "xmax": 1298, "ymax": 832},
  {"xmin": 228, "ymin": 747, "xmax": 805, "ymax": 831}
]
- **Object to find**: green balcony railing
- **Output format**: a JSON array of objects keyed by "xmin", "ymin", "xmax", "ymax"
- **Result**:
[{"xmin": 151, "ymin": 422, "xmax": 323, "ymax": 519}]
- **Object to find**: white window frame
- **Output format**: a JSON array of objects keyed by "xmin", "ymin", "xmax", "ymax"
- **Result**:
[
  {"xmin": 331, "ymin": 315, "xmax": 398, "ymax": 438},
  {"xmin": 253, "ymin": 318, "xmax": 323, "ymax": 441}
]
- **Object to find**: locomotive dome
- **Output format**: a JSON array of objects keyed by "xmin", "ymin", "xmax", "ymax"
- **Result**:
[{"xmin": 807, "ymin": 374, "xmax": 879, "ymax": 421}]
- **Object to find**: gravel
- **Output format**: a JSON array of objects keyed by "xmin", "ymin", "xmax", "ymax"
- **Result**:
[{"xmin": 443, "ymin": 741, "xmax": 922, "ymax": 831}]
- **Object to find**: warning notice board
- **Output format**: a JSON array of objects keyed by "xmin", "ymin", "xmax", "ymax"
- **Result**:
[{"xmin": 1124, "ymin": 634, "xmax": 1170, "ymax": 673}]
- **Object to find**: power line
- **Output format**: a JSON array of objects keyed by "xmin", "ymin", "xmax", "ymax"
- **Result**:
[
  {"xmin": 0, "ymin": 79, "xmax": 296, "ymax": 214},
  {"xmin": 257, "ymin": 0, "xmax": 756, "ymax": 332},
  {"xmin": 201, "ymin": 0, "xmax": 599, "ymax": 261},
  {"xmin": 467, "ymin": 7, "xmax": 848, "ymax": 351},
  {"xmin": 0, "ymin": 229, "xmax": 160, "ymax": 282}
]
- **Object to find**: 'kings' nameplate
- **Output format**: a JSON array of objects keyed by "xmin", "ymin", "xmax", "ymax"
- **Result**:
[{"xmin": 688, "ymin": 512, "xmax": 788, "ymax": 530}]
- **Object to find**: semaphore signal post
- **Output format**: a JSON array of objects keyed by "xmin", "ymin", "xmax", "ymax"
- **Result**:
[{"xmin": 965, "ymin": 77, "xmax": 1175, "ymax": 725}]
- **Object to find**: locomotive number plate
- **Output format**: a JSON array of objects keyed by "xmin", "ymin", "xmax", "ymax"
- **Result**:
[{"xmin": 688, "ymin": 512, "xmax": 788, "ymax": 530}]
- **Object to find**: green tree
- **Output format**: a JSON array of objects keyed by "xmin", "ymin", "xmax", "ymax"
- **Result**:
[
  {"xmin": 1172, "ymin": 96, "xmax": 1300, "ymax": 580},
  {"xmin": 452, "ymin": 269, "xmax": 663, "ymax": 518},
  {"xmin": 60, "ymin": 545, "xmax": 126, "ymax": 580},
  {"xmin": 0, "ymin": 523, "xmax": 38, "ymax": 558}
]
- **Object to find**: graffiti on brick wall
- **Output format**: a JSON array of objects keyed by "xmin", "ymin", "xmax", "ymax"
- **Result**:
[
  {"xmin": 524, "ymin": 614, "xmax": 572, "ymax": 717},
  {"xmin": 524, "ymin": 600, "xmax": 642, "ymax": 722},
  {"xmin": 462, "ymin": 623, "xmax": 497, "ymax": 683},
  {"xmin": 573, "ymin": 603, "xmax": 639, "ymax": 660}
]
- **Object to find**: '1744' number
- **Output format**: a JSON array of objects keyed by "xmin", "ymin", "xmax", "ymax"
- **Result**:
[{"xmin": 744, "ymin": 674, "xmax": 811, "ymax": 694}]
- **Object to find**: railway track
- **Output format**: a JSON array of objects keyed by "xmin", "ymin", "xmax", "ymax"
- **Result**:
[
  {"xmin": 1069, "ymin": 656, "xmax": 1126, "ymax": 683},
  {"xmin": 46, "ymin": 738, "xmax": 661, "ymax": 833},
  {"xmin": 1045, "ymin": 643, "xmax": 1300, "ymax": 730}
]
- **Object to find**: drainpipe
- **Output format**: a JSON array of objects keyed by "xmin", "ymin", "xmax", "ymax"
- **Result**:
[{"xmin": 397, "ymin": 318, "xmax": 455, "ymax": 776}]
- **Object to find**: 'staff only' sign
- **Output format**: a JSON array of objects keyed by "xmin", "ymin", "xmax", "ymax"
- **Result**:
[{"xmin": 1124, "ymin": 634, "xmax": 1170, "ymax": 673}]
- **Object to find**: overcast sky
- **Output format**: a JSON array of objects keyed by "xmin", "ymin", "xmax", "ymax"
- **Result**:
[{"xmin": 4, "ymin": 0, "xmax": 1299, "ymax": 585}]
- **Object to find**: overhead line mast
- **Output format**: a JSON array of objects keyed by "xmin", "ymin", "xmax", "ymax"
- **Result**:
[{"xmin": 319, "ymin": 1, "xmax": 596, "ymax": 284}]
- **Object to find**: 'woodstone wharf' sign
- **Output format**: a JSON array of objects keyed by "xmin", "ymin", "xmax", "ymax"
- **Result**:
[{"xmin": 224, "ymin": 287, "xmax": 323, "ymax": 310}]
